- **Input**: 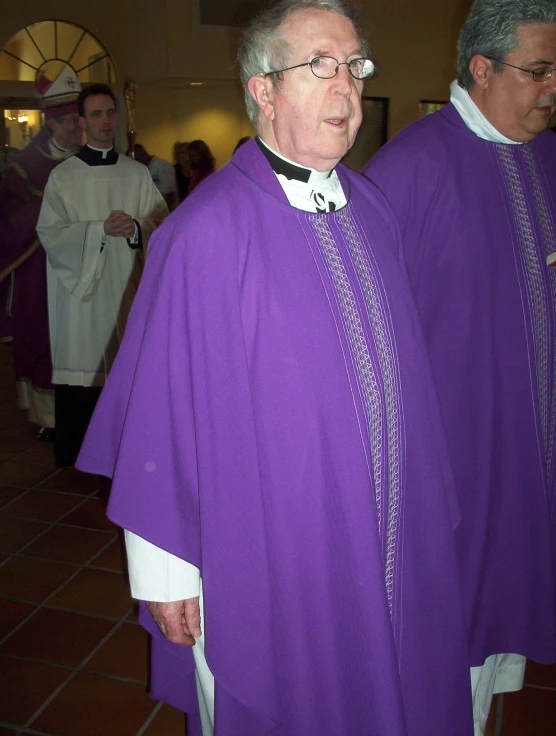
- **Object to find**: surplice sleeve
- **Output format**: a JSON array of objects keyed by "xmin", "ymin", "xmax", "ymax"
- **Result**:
[
  {"xmin": 37, "ymin": 171, "xmax": 108, "ymax": 301},
  {"xmin": 135, "ymin": 168, "xmax": 169, "ymax": 254}
]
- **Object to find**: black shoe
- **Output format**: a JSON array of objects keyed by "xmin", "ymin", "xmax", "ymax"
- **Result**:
[{"xmin": 38, "ymin": 427, "xmax": 55, "ymax": 442}]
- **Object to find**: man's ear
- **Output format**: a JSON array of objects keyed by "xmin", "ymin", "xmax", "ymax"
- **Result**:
[
  {"xmin": 468, "ymin": 54, "xmax": 492, "ymax": 90},
  {"xmin": 247, "ymin": 74, "xmax": 276, "ymax": 121}
]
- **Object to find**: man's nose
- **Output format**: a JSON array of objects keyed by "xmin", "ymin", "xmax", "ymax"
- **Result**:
[
  {"xmin": 544, "ymin": 73, "xmax": 556, "ymax": 95},
  {"xmin": 332, "ymin": 64, "xmax": 355, "ymax": 95}
]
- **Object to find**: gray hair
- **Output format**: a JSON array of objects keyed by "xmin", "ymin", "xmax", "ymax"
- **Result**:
[
  {"xmin": 458, "ymin": 0, "xmax": 556, "ymax": 90},
  {"xmin": 238, "ymin": 0, "xmax": 368, "ymax": 126}
]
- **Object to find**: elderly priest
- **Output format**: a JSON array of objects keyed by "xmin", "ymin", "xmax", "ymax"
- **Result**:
[{"xmin": 77, "ymin": 1, "xmax": 474, "ymax": 735}]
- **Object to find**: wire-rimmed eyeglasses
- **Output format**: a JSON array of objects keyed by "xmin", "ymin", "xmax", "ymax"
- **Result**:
[
  {"xmin": 263, "ymin": 56, "xmax": 375, "ymax": 81},
  {"xmin": 485, "ymin": 56, "xmax": 556, "ymax": 83}
]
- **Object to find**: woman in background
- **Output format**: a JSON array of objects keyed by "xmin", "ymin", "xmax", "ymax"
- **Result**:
[
  {"xmin": 173, "ymin": 141, "xmax": 191, "ymax": 204},
  {"xmin": 187, "ymin": 140, "xmax": 215, "ymax": 193}
]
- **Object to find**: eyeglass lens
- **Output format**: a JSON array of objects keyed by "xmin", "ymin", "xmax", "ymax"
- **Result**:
[{"xmin": 310, "ymin": 56, "xmax": 374, "ymax": 79}]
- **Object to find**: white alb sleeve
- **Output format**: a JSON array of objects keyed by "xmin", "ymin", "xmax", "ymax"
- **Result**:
[
  {"xmin": 124, "ymin": 530, "xmax": 200, "ymax": 601},
  {"xmin": 129, "ymin": 221, "xmax": 139, "ymax": 244}
]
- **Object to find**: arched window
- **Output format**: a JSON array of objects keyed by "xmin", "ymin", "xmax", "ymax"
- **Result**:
[
  {"xmin": 0, "ymin": 20, "xmax": 117, "ymax": 84},
  {"xmin": 0, "ymin": 21, "xmax": 117, "ymax": 150}
]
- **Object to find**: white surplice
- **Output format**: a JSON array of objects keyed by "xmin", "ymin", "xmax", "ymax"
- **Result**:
[{"xmin": 37, "ymin": 154, "xmax": 167, "ymax": 386}]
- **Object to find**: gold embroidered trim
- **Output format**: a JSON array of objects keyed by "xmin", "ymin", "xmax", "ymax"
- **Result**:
[
  {"xmin": 11, "ymin": 161, "xmax": 46, "ymax": 197},
  {"xmin": 0, "ymin": 239, "xmax": 42, "ymax": 282}
]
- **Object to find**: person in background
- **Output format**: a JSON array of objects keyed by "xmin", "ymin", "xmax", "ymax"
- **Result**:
[
  {"xmin": 76, "ymin": 1, "xmax": 474, "ymax": 734},
  {"xmin": 37, "ymin": 84, "xmax": 167, "ymax": 467},
  {"xmin": 5, "ymin": 147, "xmax": 20, "ymax": 166},
  {"xmin": 0, "ymin": 148, "xmax": 20, "ymax": 344},
  {"xmin": 0, "ymin": 63, "xmax": 82, "ymax": 440},
  {"xmin": 173, "ymin": 141, "xmax": 191, "ymax": 203},
  {"xmin": 186, "ymin": 139, "xmax": 216, "ymax": 193},
  {"xmin": 233, "ymin": 135, "xmax": 251, "ymax": 153},
  {"xmin": 0, "ymin": 147, "xmax": 21, "ymax": 181},
  {"xmin": 365, "ymin": 1, "xmax": 556, "ymax": 733},
  {"xmin": 134, "ymin": 143, "xmax": 178, "ymax": 211}
]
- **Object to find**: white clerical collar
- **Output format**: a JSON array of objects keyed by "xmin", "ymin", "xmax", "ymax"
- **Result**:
[
  {"xmin": 450, "ymin": 80, "xmax": 522, "ymax": 145},
  {"xmin": 255, "ymin": 136, "xmax": 346, "ymax": 213},
  {"xmin": 258, "ymin": 137, "xmax": 332, "ymax": 184},
  {"xmin": 86, "ymin": 143, "xmax": 114, "ymax": 159},
  {"xmin": 50, "ymin": 138, "xmax": 76, "ymax": 154}
]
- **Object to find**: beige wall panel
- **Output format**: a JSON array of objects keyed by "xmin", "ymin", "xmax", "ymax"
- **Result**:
[
  {"xmin": 133, "ymin": 85, "xmax": 180, "ymax": 162},
  {"xmin": 174, "ymin": 84, "xmax": 254, "ymax": 165},
  {"xmin": 357, "ymin": 0, "xmax": 472, "ymax": 135},
  {"xmin": 166, "ymin": 0, "xmax": 241, "ymax": 80},
  {"xmin": 129, "ymin": 0, "xmax": 169, "ymax": 83},
  {"xmin": 135, "ymin": 83, "xmax": 254, "ymax": 167}
]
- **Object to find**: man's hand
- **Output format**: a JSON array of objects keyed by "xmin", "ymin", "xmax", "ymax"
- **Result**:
[
  {"xmin": 103, "ymin": 210, "xmax": 136, "ymax": 238},
  {"xmin": 146, "ymin": 598, "xmax": 201, "ymax": 646}
]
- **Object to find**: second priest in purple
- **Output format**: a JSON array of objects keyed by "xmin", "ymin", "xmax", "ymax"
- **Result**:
[
  {"xmin": 365, "ymin": 1, "xmax": 556, "ymax": 733},
  {"xmin": 77, "ymin": 1, "xmax": 474, "ymax": 734}
]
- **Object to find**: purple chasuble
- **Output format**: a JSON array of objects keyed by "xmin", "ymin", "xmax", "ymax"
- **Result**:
[
  {"xmin": 0, "ymin": 126, "xmax": 62, "ymax": 392},
  {"xmin": 365, "ymin": 104, "xmax": 556, "ymax": 668},
  {"xmin": 78, "ymin": 139, "xmax": 473, "ymax": 735}
]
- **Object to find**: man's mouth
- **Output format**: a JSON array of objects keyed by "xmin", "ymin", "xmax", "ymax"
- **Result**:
[
  {"xmin": 536, "ymin": 97, "xmax": 556, "ymax": 114},
  {"xmin": 324, "ymin": 117, "xmax": 347, "ymax": 127}
]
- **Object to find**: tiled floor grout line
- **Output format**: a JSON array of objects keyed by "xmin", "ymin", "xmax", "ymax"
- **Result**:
[
  {"xmin": 1, "ymin": 597, "xmax": 130, "ymax": 623},
  {"xmin": 0, "ymin": 722, "xmax": 55, "ymax": 736},
  {"xmin": 0, "ymin": 551, "xmax": 15, "ymax": 569},
  {"xmin": 0, "ymin": 722, "xmax": 21, "ymax": 734},
  {"xmin": 22, "ymin": 610, "xmax": 134, "ymax": 731},
  {"xmin": 134, "ymin": 699, "xmax": 165, "ymax": 736},
  {"xmin": 2, "ymin": 549, "xmax": 121, "ymax": 573},
  {"xmin": 0, "ymin": 534, "xmax": 122, "ymax": 647},
  {"xmin": 0, "ymin": 520, "xmax": 115, "ymax": 553},
  {"xmin": 1, "ymin": 441, "xmax": 60, "ymax": 469},
  {"xmin": 1, "ymin": 496, "xmax": 97, "ymax": 562},
  {"xmin": 28, "ymin": 466, "xmax": 72, "ymax": 491},
  {"xmin": 23, "ymin": 667, "xmax": 91, "ymax": 730},
  {"xmin": 523, "ymin": 682, "xmax": 556, "ymax": 691},
  {"xmin": 0, "ymin": 485, "xmax": 101, "ymax": 499},
  {"xmin": 1, "ymin": 465, "xmax": 145, "ymax": 734},
  {"xmin": 1, "ymin": 651, "xmax": 146, "ymax": 685},
  {"xmin": 8, "ymin": 502, "xmax": 117, "ymax": 556},
  {"xmin": 1, "ymin": 489, "xmax": 98, "ymax": 519},
  {"xmin": 7, "ymin": 538, "xmax": 119, "ymax": 561}
]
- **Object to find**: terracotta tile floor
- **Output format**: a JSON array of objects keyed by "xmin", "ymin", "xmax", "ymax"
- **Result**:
[
  {"xmin": 0, "ymin": 340, "xmax": 555, "ymax": 734},
  {"xmin": 0, "ymin": 344, "xmax": 187, "ymax": 735}
]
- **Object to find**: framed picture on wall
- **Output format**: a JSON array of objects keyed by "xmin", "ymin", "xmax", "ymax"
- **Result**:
[{"xmin": 341, "ymin": 96, "xmax": 389, "ymax": 172}]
